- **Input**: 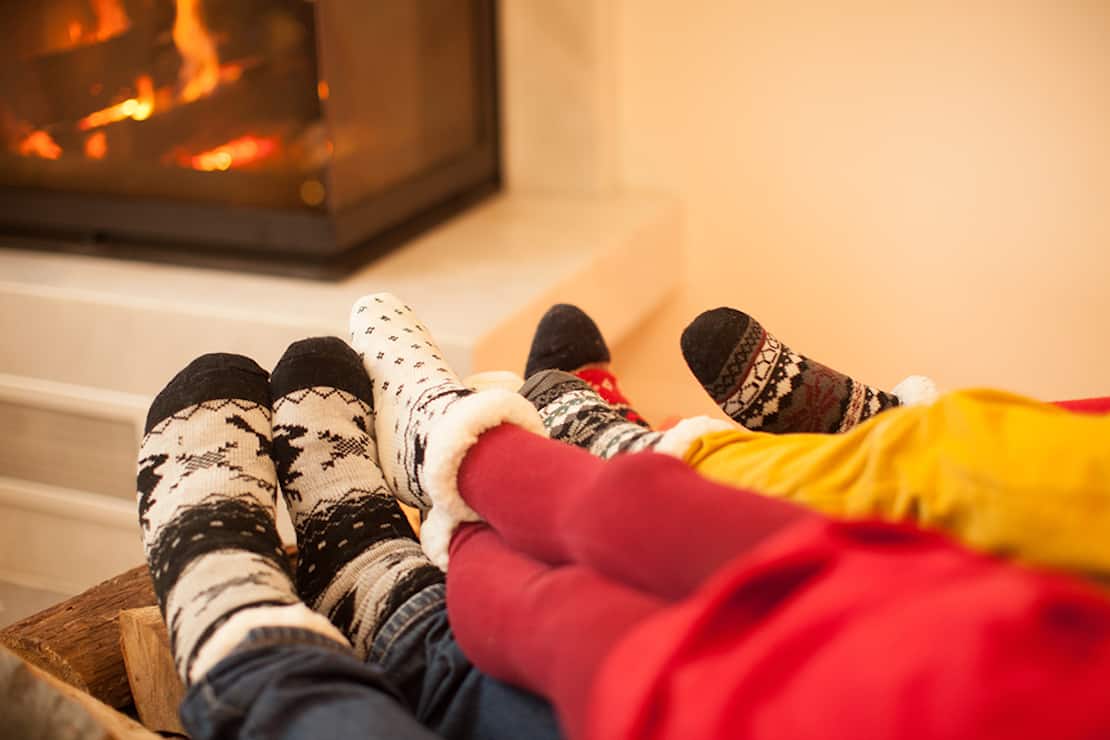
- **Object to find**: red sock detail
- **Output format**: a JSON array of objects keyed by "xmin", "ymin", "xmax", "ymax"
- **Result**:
[{"xmin": 573, "ymin": 367, "xmax": 645, "ymax": 424}]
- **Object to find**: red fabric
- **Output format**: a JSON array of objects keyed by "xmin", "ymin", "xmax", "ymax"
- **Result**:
[
  {"xmin": 449, "ymin": 425, "xmax": 1110, "ymax": 740},
  {"xmin": 1053, "ymin": 396, "xmax": 1110, "ymax": 414},
  {"xmin": 447, "ymin": 524, "xmax": 665, "ymax": 740},
  {"xmin": 574, "ymin": 367, "xmax": 645, "ymax": 424},
  {"xmin": 591, "ymin": 520, "xmax": 1110, "ymax": 740},
  {"xmin": 457, "ymin": 424, "xmax": 809, "ymax": 600}
]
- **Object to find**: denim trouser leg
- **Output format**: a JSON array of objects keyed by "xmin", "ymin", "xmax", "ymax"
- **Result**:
[
  {"xmin": 180, "ymin": 627, "xmax": 438, "ymax": 740},
  {"xmin": 369, "ymin": 583, "xmax": 562, "ymax": 740}
]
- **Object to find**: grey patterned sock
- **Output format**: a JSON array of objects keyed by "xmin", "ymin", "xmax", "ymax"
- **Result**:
[
  {"xmin": 270, "ymin": 338, "xmax": 443, "ymax": 659},
  {"xmin": 521, "ymin": 369, "xmax": 731, "ymax": 459},
  {"xmin": 137, "ymin": 353, "xmax": 346, "ymax": 685}
]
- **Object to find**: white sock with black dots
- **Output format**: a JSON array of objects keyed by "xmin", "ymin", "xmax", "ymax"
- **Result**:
[
  {"xmin": 137, "ymin": 353, "xmax": 346, "ymax": 685},
  {"xmin": 349, "ymin": 292, "xmax": 545, "ymax": 569},
  {"xmin": 270, "ymin": 337, "xmax": 443, "ymax": 659}
]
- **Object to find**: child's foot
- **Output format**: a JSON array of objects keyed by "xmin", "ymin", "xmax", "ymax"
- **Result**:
[
  {"xmin": 520, "ymin": 369, "xmax": 729, "ymax": 459},
  {"xmin": 524, "ymin": 303, "xmax": 648, "ymax": 426},
  {"xmin": 681, "ymin": 307, "xmax": 935, "ymax": 433},
  {"xmin": 137, "ymin": 353, "xmax": 344, "ymax": 684},
  {"xmin": 349, "ymin": 293, "xmax": 544, "ymax": 568},
  {"xmin": 270, "ymin": 338, "xmax": 442, "ymax": 657}
]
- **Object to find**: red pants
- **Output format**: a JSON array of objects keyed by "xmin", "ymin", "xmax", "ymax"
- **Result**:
[{"xmin": 445, "ymin": 425, "xmax": 1110, "ymax": 740}]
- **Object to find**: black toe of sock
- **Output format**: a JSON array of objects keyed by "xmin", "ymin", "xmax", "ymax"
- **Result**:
[
  {"xmin": 524, "ymin": 304, "xmax": 611, "ymax": 378},
  {"xmin": 270, "ymin": 336, "xmax": 373, "ymax": 405},
  {"xmin": 680, "ymin": 307, "xmax": 760, "ymax": 388},
  {"xmin": 145, "ymin": 353, "xmax": 270, "ymax": 434}
]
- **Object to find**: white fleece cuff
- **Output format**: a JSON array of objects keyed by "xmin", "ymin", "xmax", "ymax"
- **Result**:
[
  {"xmin": 653, "ymin": 416, "xmax": 736, "ymax": 458},
  {"xmin": 892, "ymin": 375, "xmax": 940, "ymax": 406},
  {"xmin": 418, "ymin": 388, "xmax": 546, "ymax": 570}
]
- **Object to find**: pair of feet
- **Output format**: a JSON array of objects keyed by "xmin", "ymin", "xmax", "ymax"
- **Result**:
[{"xmin": 520, "ymin": 302, "xmax": 936, "ymax": 443}]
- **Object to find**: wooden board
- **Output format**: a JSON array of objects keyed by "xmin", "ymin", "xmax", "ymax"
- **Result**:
[
  {"xmin": 0, "ymin": 645, "xmax": 159, "ymax": 739},
  {"xmin": 118, "ymin": 607, "xmax": 186, "ymax": 736}
]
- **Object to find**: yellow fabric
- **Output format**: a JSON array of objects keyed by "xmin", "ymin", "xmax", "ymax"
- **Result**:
[{"xmin": 683, "ymin": 389, "xmax": 1110, "ymax": 578}]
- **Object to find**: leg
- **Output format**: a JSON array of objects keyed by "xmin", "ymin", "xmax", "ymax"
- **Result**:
[
  {"xmin": 180, "ymin": 632, "xmax": 438, "ymax": 740},
  {"xmin": 458, "ymin": 423, "xmax": 810, "ymax": 601},
  {"xmin": 270, "ymin": 337, "xmax": 441, "ymax": 658},
  {"xmin": 271, "ymin": 337, "xmax": 560, "ymax": 740},
  {"xmin": 139, "ymin": 353, "xmax": 433, "ymax": 740},
  {"xmin": 368, "ymin": 582, "xmax": 561, "ymax": 740},
  {"xmin": 681, "ymin": 306, "xmax": 933, "ymax": 432},
  {"xmin": 446, "ymin": 524, "xmax": 666, "ymax": 740},
  {"xmin": 684, "ymin": 388, "xmax": 1110, "ymax": 579}
]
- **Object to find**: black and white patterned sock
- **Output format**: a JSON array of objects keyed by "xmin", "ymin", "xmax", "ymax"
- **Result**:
[
  {"xmin": 681, "ymin": 307, "xmax": 936, "ymax": 433},
  {"xmin": 524, "ymin": 303, "xmax": 648, "ymax": 426},
  {"xmin": 137, "ymin": 353, "xmax": 346, "ymax": 685},
  {"xmin": 349, "ymin": 292, "xmax": 544, "ymax": 569},
  {"xmin": 520, "ymin": 369, "xmax": 729, "ymax": 459},
  {"xmin": 270, "ymin": 337, "xmax": 443, "ymax": 658}
]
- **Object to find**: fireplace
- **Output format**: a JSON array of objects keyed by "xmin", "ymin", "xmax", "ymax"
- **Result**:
[{"xmin": 0, "ymin": 0, "xmax": 499, "ymax": 277}]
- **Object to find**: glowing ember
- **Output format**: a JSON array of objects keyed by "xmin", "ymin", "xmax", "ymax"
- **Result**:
[
  {"xmin": 78, "ymin": 75, "xmax": 154, "ymax": 131},
  {"xmin": 189, "ymin": 136, "xmax": 278, "ymax": 171},
  {"xmin": 85, "ymin": 131, "xmax": 108, "ymax": 159},
  {"xmin": 173, "ymin": 0, "xmax": 221, "ymax": 103},
  {"xmin": 91, "ymin": 0, "xmax": 131, "ymax": 41},
  {"xmin": 68, "ymin": 22, "xmax": 83, "ymax": 44},
  {"xmin": 19, "ymin": 131, "xmax": 62, "ymax": 160},
  {"xmin": 317, "ymin": 80, "xmax": 330, "ymax": 101}
]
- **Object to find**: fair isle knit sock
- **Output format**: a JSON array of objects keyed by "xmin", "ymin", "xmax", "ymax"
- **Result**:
[
  {"xmin": 681, "ymin": 307, "xmax": 907, "ymax": 434},
  {"xmin": 137, "ymin": 353, "xmax": 346, "ymax": 685},
  {"xmin": 270, "ymin": 338, "xmax": 443, "ymax": 659},
  {"xmin": 520, "ymin": 369, "xmax": 729, "ymax": 460},
  {"xmin": 524, "ymin": 303, "xmax": 647, "ymax": 426},
  {"xmin": 349, "ymin": 292, "xmax": 544, "ymax": 569}
]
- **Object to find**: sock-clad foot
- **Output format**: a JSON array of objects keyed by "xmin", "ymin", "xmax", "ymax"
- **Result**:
[
  {"xmin": 349, "ymin": 293, "xmax": 544, "ymax": 569},
  {"xmin": 521, "ymin": 369, "xmax": 729, "ymax": 459},
  {"xmin": 270, "ymin": 337, "xmax": 443, "ymax": 658},
  {"xmin": 136, "ymin": 353, "xmax": 346, "ymax": 685},
  {"xmin": 524, "ymin": 303, "xmax": 648, "ymax": 426},
  {"xmin": 681, "ymin": 307, "xmax": 933, "ymax": 434}
]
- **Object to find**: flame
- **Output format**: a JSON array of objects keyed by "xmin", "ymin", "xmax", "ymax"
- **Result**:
[
  {"xmin": 78, "ymin": 75, "xmax": 154, "ymax": 131},
  {"xmin": 173, "ymin": 0, "xmax": 221, "ymax": 103},
  {"xmin": 188, "ymin": 135, "xmax": 278, "ymax": 171},
  {"xmin": 68, "ymin": 22, "xmax": 84, "ymax": 44},
  {"xmin": 91, "ymin": 0, "xmax": 131, "ymax": 41},
  {"xmin": 317, "ymin": 80, "xmax": 330, "ymax": 101},
  {"xmin": 85, "ymin": 131, "xmax": 108, "ymax": 159},
  {"xmin": 19, "ymin": 131, "xmax": 62, "ymax": 160}
]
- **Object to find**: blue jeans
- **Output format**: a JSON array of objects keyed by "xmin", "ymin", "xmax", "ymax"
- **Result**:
[{"xmin": 180, "ymin": 584, "xmax": 561, "ymax": 740}]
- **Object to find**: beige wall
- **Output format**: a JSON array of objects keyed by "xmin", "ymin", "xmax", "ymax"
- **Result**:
[{"xmin": 611, "ymin": 1, "xmax": 1110, "ymax": 420}]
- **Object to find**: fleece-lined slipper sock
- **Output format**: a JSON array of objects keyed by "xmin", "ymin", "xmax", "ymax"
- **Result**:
[
  {"xmin": 681, "ymin": 307, "xmax": 937, "ymax": 434},
  {"xmin": 270, "ymin": 337, "xmax": 443, "ymax": 659},
  {"xmin": 520, "ymin": 369, "xmax": 730, "ymax": 460},
  {"xmin": 524, "ymin": 303, "xmax": 647, "ymax": 426},
  {"xmin": 349, "ymin": 292, "xmax": 544, "ymax": 569},
  {"xmin": 137, "ymin": 353, "xmax": 346, "ymax": 685}
]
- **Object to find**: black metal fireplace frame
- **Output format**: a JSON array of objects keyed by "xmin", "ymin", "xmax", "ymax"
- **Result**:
[{"xmin": 0, "ymin": 0, "xmax": 500, "ymax": 280}]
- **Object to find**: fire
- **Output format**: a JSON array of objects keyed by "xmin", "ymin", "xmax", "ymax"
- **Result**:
[
  {"xmin": 78, "ymin": 75, "xmax": 154, "ymax": 131},
  {"xmin": 188, "ymin": 135, "xmax": 278, "ymax": 171},
  {"xmin": 173, "ymin": 0, "xmax": 221, "ymax": 103},
  {"xmin": 91, "ymin": 0, "xmax": 131, "ymax": 41},
  {"xmin": 19, "ymin": 131, "xmax": 62, "ymax": 160},
  {"xmin": 85, "ymin": 131, "xmax": 108, "ymax": 159}
]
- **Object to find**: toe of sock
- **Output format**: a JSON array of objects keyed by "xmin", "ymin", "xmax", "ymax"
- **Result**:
[
  {"xmin": 146, "ymin": 353, "xmax": 270, "ymax": 434},
  {"xmin": 524, "ymin": 304, "xmax": 611, "ymax": 378},
  {"xmin": 271, "ymin": 336, "xmax": 372, "ymax": 403},
  {"xmin": 680, "ymin": 307, "xmax": 760, "ymax": 389}
]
